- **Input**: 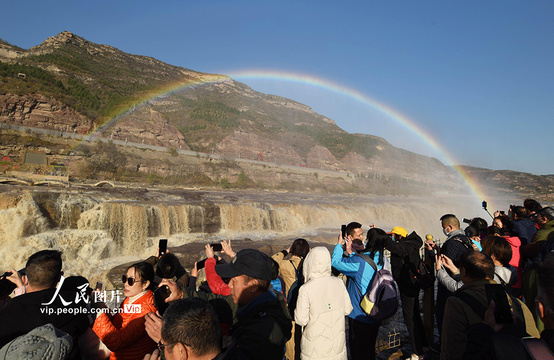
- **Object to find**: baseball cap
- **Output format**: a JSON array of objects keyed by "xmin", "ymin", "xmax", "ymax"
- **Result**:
[
  {"xmin": 387, "ymin": 226, "xmax": 408, "ymax": 238},
  {"xmin": 215, "ymin": 249, "xmax": 273, "ymax": 281}
]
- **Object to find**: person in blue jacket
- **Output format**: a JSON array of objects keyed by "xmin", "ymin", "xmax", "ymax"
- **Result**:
[{"xmin": 331, "ymin": 226, "xmax": 388, "ymax": 360}]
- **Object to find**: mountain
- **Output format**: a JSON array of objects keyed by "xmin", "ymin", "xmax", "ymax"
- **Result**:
[
  {"xmin": 0, "ymin": 32, "xmax": 509, "ymax": 196},
  {"xmin": 457, "ymin": 166, "xmax": 554, "ymax": 203}
]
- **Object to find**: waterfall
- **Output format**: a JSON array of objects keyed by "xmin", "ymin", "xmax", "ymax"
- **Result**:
[{"xmin": 0, "ymin": 189, "xmax": 481, "ymax": 281}]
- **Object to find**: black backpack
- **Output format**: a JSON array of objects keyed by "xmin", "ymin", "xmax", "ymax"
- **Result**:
[
  {"xmin": 286, "ymin": 259, "xmax": 304, "ymax": 315},
  {"xmin": 450, "ymin": 234, "xmax": 473, "ymax": 250},
  {"xmin": 414, "ymin": 256, "xmax": 434, "ymax": 290}
]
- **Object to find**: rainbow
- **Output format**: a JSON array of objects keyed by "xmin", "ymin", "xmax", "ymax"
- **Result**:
[
  {"xmin": 98, "ymin": 68, "xmax": 490, "ymax": 208},
  {"xmin": 229, "ymin": 70, "xmax": 489, "ymax": 205},
  {"xmin": 94, "ymin": 73, "xmax": 233, "ymax": 134}
]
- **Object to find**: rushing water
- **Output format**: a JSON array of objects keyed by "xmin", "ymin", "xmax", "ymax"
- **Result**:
[{"xmin": 0, "ymin": 185, "xmax": 491, "ymax": 284}]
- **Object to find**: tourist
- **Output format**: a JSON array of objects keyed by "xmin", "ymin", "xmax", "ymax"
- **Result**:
[
  {"xmin": 93, "ymin": 261, "xmax": 158, "ymax": 360},
  {"xmin": 441, "ymin": 251, "xmax": 539, "ymax": 360},
  {"xmin": 384, "ymin": 226, "xmax": 427, "ymax": 360},
  {"xmin": 0, "ymin": 250, "xmax": 90, "ymax": 360},
  {"xmin": 331, "ymin": 227, "xmax": 388, "ymax": 360},
  {"xmin": 144, "ymin": 297, "xmax": 237, "ymax": 360},
  {"xmin": 294, "ymin": 246, "xmax": 352, "ymax": 360},
  {"xmin": 214, "ymin": 249, "xmax": 292, "ymax": 360},
  {"xmin": 272, "ymin": 238, "xmax": 310, "ymax": 360},
  {"xmin": 433, "ymin": 214, "xmax": 473, "ymax": 340}
]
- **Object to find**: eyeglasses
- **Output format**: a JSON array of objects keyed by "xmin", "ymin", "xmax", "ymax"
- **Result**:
[
  {"xmin": 122, "ymin": 275, "xmax": 140, "ymax": 286},
  {"xmin": 157, "ymin": 341, "xmax": 182, "ymax": 360}
]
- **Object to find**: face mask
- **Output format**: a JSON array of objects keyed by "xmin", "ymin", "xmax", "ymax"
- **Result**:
[{"xmin": 443, "ymin": 228, "xmax": 449, "ymax": 237}]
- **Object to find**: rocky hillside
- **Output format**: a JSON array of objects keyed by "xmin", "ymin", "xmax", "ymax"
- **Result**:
[
  {"xmin": 0, "ymin": 32, "xmax": 471, "ymax": 194},
  {"xmin": 457, "ymin": 166, "xmax": 554, "ymax": 203}
]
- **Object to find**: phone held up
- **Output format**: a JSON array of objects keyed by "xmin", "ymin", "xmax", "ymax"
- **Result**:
[
  {"xmin": 485, "ymin": 283, "xmax": 514, "ymax": 324},
  {"xmin": 95, "ymin": 282, "xmax": 104, "ymax": 292},
  {"xmin": 210, "ymin": 243, "xmax": 223, "ymax": 252},
  {"xmin": 158, "ymin": 239, "xmax": 168, "ymax": 255},
  {"xmin": 196, "ymin": 258, "xmax": 207, "ymax": 270},
  {"xmin": 341, "ymin": 225, "xmax": 347, "ymax": 239}
]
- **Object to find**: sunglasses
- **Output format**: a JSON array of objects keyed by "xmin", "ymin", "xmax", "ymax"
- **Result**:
[{"xmin": 122, "ymin": 275, "xmax": 140, "ymax": 286}]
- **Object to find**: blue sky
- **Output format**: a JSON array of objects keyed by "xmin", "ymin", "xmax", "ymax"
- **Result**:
[{"xmin": 2, "ymin": 1, "xmax": 553, "ymax": 175}]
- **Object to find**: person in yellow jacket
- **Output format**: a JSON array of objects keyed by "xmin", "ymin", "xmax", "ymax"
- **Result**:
[{"xmin": 272, "ymin": 238, "xmax": 310, "ymax": 360}]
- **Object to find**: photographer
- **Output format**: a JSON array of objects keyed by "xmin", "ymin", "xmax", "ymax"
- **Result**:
[{"xmin": 384, "ymin": 226, "xmax": 427, "ymax": 360}]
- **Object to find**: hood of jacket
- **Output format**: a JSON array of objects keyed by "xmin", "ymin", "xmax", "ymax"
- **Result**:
[
  {"xmin": 402, "ymin": 231, "xmax": 423, "ymax": 249},
  {"xmin": 303, "ymin": 246, "xmax": 331, "ymax": 282}
]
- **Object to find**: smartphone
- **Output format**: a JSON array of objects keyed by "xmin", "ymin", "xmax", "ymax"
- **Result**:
[
  {"xmin": 434, "ymin": 246, "xmax": 441, "ymax": 257},
  {"xmin": 485, "ymin": 284, "xmax": 513, "ymax": 324},
  {"xmin": 159, "ymin": 239, "xmax": 168, "ymax": 255},
  {"xmin": 210, "ymin": 243, "xmax": 223, "ymax": 252},
  {"xmin": 462, "ymin": 218, "xmax": 472, "ymax": 224},
  {"xmin": 196, "ymin": 258, "xmax": 207, "ymax": 270},
  {"xmin": 153, "ymin": 285, "xmax": 170, "ymax": 316},
  {"xmin": 482, "ymin": 201, "xmax": 488, "ymax": 209},
  {"xmin": 341, "ymin": 224, "xmax": 347, "ymax": 239},
  {"xmin": 95, "ymin": 281, "xmax": 104, "ymax": 292}
]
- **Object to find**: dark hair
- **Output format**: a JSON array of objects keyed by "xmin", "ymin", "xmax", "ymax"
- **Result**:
[
  {"xmin": 346, "ymin": 222, "xmax": 362, "ymax": 237},
  {"xmin": 270, "ymin": 258, "xmax": 279, "ymax": 281},
  {"xmin": 511, "ymin": 206, "xmax": 529, "ymax": 219},
  {"xmin": 459, "ymin": 251, "xmax": 494, "ymax": 280},
  {"xmin": 290, "ymin": 238, "xmax": 310, "ymax": 258},
  {"xmin": 524, "ymin": 199, "xmax": 542, "ymax": 213},
  {"xmin": 244, "ymin": 275, "xmax": 270, "ymax": 293},
  {"xmin": 129, "ymin": 262, "xmax": 155, "ymax": 290},
  {"xmin": 161, "ymin": 298, "xmax": 221, "ymax": 357},
  {"xmin": 364, "ymin": 228, "xmax": 388, "ymax": 266},
  {"xmin": 537, "ymin": 252, "xmax": 554, "ymax": 313},
  {"xmin": 61, "ymin": 276, "xmax": 92, "ymax": 297},
  {"xmin": 25, "ymin": 250, "xmax": 63, "ymax": 289},
  {"xmin": 157, "ymin": 253, "xmax": 180, "ymax": 279},
  {"xmin": 539, "ymin": 207, "xmax": 554, "ymax": 222},
  {"xmin": 492, "ymin": 215, "xmax": 513, "ymax": 236},
  {"xmin": 481, "ymin": 235, "xmax": 512, "ymax": 267},
  {"xmin": 465, "ymin": 226, "xmax": 480, "ymax": 239},
  {"xmin": 440, "ymin": 214, "xmax": 460, "ymax": 229},
  {"xmin": 469, "ymin": 217, "xmax": 489, "ymax": 232}
]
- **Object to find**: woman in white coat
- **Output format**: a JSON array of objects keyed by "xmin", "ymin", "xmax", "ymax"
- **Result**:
[{"xmin": 294, "ymin": 246, "xmax": 353, "ymax": 360}]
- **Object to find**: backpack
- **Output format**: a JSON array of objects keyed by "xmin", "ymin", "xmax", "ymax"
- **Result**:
[
  {"xmin": 286, "ymin": 259, "xmax": 304, "ymax": 315},
  {"xmin": 540, "ymin": 238, "xmax": 554, "ymax": 261},
  {"xmin": 356, "ymin": 253, "xmax": 398, "ymax": 321},
  {"xmin": 454, "ymin": 289, "xmax": 535, "ymax": 340},
  {"xmin": 414, "ymin": 256, "xmax": 435, "ymax": 290},
  {"xmin": 450, "ymin": 234, "xmax": 473, "ymax": 250}
]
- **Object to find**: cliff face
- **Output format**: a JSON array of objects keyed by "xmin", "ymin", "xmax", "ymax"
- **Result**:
[
  {"xmin": 0, "ymin": 31, "xmax": 462, "ymax": 190},
  {"xmin": 0, "ymin": 93, "xmax": 94, "ymax": 134}
]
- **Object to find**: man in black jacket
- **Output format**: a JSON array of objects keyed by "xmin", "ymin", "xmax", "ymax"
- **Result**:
[
  {"xmin": 435, "ymin": 214, "xmax": 472, "ymax": 339},
  {"xmin": 215, "ymin": 249, "xmax": 292, "ymax": 360},
  {"xmin": 385, "ymin": 227, "xmax": 427, "ymax": 360},
  {"xmin": 0, "ymin": 250, "xmax": 90, "ymax": 359}
]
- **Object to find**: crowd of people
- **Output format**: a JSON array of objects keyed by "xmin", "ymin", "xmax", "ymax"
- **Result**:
[{"xmin": 0, "ymin": 198, "xmax": 553, "ymax": 360}]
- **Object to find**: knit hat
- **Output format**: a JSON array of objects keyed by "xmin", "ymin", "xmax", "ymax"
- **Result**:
[{"xmin": 0, "ymin": 323, "xmax": 73, "ymax": 360}]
